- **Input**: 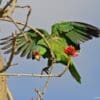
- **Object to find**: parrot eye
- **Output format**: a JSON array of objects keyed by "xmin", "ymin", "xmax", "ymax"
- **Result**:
[{"xmin": 64, "ymin": 45, "xmax": 78, "ymax": 57}]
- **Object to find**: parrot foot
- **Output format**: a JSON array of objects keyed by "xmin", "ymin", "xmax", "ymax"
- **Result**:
[{"xmin": 41, "ymin": 66, "xmax": 50, "ymax": 75}]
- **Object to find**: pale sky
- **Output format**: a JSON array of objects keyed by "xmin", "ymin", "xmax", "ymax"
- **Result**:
[{"xmin": 0, "ymin": 0, "xmax": 100, "ymax": 100}]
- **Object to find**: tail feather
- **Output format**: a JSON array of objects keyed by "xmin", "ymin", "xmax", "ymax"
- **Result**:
[{"xmin": 69, "ymin": 62, "xmax": 81, "ymax": 84}]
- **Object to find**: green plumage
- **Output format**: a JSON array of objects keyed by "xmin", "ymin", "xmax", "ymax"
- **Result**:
[
  {"xmin": 0, "ymin": 21, "xmax": 100, "ymax": 83},
  {"xmin": 38, "ymin": 33, "xmax": 81, "ymax": 83}
]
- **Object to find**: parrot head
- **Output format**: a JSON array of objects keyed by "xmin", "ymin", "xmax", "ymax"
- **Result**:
[
  {"xmin": 32, "ymin": 51, "xmax": 41, "ymax": 61},
  {"xmin": 32, "ymin": 45, "xmax": 47, "ymax": 61}
]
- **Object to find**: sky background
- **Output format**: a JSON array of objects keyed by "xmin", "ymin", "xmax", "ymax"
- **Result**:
[{"xmin": 0, "ymin": 0, "xmax": 100, "ymax": 100}]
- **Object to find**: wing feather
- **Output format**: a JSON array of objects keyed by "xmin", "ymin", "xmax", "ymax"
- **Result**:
[
  {"xmin": 51, "ymin": 21, "xmax": 100, "ymax": 50},
  {"xmin": 0, "ymin": 29, "xmax": 49, "ymax": 59}
]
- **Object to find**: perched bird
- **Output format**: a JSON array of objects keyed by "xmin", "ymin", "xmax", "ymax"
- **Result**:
[{"xmin": 0, "ymin": 21, "xmax": 100, "ymax": 83}]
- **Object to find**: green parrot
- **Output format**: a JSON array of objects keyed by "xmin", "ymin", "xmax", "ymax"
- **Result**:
[{"xmin": 0, "ymin": 21, "xmax": 100, "ymax": 83}]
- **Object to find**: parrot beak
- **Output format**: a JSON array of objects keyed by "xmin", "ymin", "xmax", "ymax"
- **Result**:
[
  {"xmin": 32, "ymin": 51, "xmax": 41, "ymax": 61},
  {"xmin": 35, "ymin": 55, "xmax": 41, "ymax": 61}
]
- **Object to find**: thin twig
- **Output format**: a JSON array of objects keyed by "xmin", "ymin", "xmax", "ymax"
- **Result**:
[
  {"xmin": 7, "ymin": 16, "xmax": 21, "ymax": 31},
  {"xmin": 8, "ymin": 5, "xmax": 32, "ymax": 41},
  {"xmin": 2, "ymin": 0, "xmax": 14, "ymax": 11},
  {"xmin": 0, "ymin": 73, "xmax": 60, "ymax": 77},
  {"xmin": 41, "ymin": 66, "xmax": 55, "ymax": 95},
  {"xmin": 58, "ymin": 57, "xmax": 71, "ymax": 77},
  {"xmin": 16, "ymin": 5, "xmax": 32, "ymax": 41},
  {"xmin": 0, "ymin": 0, "xmax": 17, "ymax": 18},
  {"xmin": 16, "ymin": 5, "xmax": 32, "ymax": 31},
  {"xmin": 7, "ymin": 16, "xmax": 28, "ymax": 41},
  {"xmin": 7, "ymin": 84, "xmax": 14, "ymax": 100},
  {"xmin": 0, "ymin": 58, "xmax": 71, "ymax": 77},
  {"xmin": 36, "ymin": 68, "xmax": 54, "ymax": 99},
  {"xmin": 22, "ymin": 6, "xmax": 31, "ymax": 31},
  {"xmin": 34, "ymin": 56, "xmax": 71, "ymax": 100},
  {"xmin": 36, "ymin": 56, "xmax": 56, "ymax": 99},
  {"xmin": 35, "ymin": 89, "xmax": 43, "ymax": 100},
  {"xmin": 40, "ymin": 57, "xmax": 57, "ymax": 96}
]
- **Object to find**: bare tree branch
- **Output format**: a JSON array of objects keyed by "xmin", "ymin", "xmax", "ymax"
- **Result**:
[
  {"xmin": 16, "ymin": 5, "xmax": 32, "ymax": 31},
  {"xmin": 16, "ymin": 5, "xmax": 32, "ymax": 41},
  {"xmin": 8, "ymin": 16, "xmax": 21, "ymax": 31},
  {"xmin": 0, "ymin": 0, "xmax": 17, "ymax": 18},
  {"xmin": 35, "ymin": 89, "xmax": 43, "ymax": 100},
  {"xmin": 0, "ymin": 66, "xmax": 70, "ymax": 77},
  {"xmin": 0, "ymin": 73, "xmax": 59, "ymax": 77},
  {"xmin": 7, "ymin": 84, "xmax": 14, "ymax": 100}
]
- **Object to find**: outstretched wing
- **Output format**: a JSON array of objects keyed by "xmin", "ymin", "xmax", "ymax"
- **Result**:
[
  {"xmin": 51, "ymin": 21, "xmax": 100, "ymax": 50},
  {"xmin": 0, "ymin": 29, "xmax": 49, "ymax": 59},
  {"xmin": 51, "ymin": 21, "xmax": 100, "ymax": 83}
]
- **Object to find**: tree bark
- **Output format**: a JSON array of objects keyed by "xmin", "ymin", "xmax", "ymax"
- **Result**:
[{"xmin": 0, "ymin": 53, "xmax": 7, "ymax": 100}]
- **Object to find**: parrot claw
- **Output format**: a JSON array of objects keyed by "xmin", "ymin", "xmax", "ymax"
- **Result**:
[{"xmin": 41, "ymin": 67, "xmax": 50, "ymax": 75}]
